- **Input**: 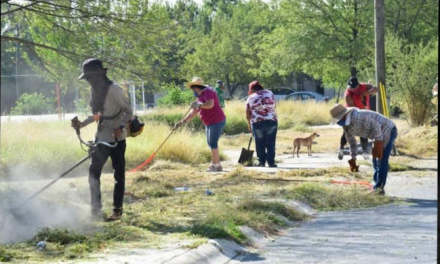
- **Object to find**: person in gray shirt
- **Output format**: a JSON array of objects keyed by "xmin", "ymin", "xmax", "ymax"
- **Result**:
[{"xmin": 72, "ymin": 58, "xmax": 133, "ymax": 221}]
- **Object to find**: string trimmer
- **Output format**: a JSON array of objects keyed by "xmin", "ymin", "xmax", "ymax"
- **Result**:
[{"xmin": 6, "ymin": 116, "xmax": 118, "ymax": 213}]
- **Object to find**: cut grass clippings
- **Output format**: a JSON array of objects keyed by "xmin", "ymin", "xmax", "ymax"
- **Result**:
[{"xmin": 0, "ymin": 164, "xmax": 393, "ymax": 263}]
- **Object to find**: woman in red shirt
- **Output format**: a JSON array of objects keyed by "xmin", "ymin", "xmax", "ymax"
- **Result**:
[
  {"xmin": 175, "ymin": 77, "xmax": 227, "ymax": 172},
  {"xmin": 338, "ymin": 77, "xmax": 378, "ymax": 160}
]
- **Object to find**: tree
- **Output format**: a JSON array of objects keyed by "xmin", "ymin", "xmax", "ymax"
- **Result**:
[
  {"xmin": 257, "ymin": 0, "xmax": 375, "ymax": 88},
  {"xmin": 386, "ymin": 36, "xmax": 438, "ymax": 126},
  {"xmin": 183, "ymin": 0, "xmax": 274, "ymax": 96},
  {"xmin": 1, "ymin": 1, "xmax": 176, "ymax": 89}
]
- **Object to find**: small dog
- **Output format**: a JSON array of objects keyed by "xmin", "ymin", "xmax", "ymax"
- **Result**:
[{"xmin": 293, "ymin": 133, "xmax": 320, "ymax": 158}]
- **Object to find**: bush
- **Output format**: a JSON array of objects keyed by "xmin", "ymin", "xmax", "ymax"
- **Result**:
[
  {"xmin": 11, "ymin": 93, "xmax": 55, "ymax": 115},
  {"xmin": 158, "ymin": 84, "xmax": 194, "ymax": 107},
  {"xmin": 387, "ymin": 36, "xmax": 438, "ymax": 126}
]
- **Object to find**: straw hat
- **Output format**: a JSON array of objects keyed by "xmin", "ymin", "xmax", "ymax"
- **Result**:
[
  {"xmin": 330, "ymin": 104, "xmax": 357, "ymax": 122},
  {"xmin": 186, "ymin": 77, "xmax": 207, "ymax": 89}
]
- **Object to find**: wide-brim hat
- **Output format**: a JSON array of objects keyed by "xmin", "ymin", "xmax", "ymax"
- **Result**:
[
  {"xmin": 186, "ymin": 77, "xmax": 208, "ymax": 89},
  {"xmin": 330, "ymin": 104, "xmax": 357, "ymax": 123},
  {"xmin": 78, "ymin": 58, "xmax": 105, "ymax": 80}
]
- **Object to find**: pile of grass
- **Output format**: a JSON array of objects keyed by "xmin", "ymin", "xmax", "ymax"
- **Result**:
[
  {"xmin": 278, "ymin": 183, "xmax": 393, "ymax": 211},
  {"xmin": 395, "ymin": 125, "xmax": 438, "ymax": 158}
]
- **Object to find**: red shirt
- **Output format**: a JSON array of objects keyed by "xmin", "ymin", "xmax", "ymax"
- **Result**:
[
  {"xmin": 198, "ymin": 88, "xmax": 226, "ymax": 126},
  {"xmin": 344, "ymin": 83, "xmax": 370, "ymax": 110}
]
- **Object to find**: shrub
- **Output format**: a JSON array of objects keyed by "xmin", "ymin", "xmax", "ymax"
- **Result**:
[
  {"xmin": 157, "ymin": 84, "xmax": 194, "ymax": 107},
  {"xmin": 11, "ymin": 93, "xmax": 55, "ymax": 115},
  {"xmin": 387, "ymin": 36, "xmax": 438, "ymax": 126}
]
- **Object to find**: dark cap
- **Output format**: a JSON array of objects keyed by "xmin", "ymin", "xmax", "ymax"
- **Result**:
[
  {"xmin": 78, "ymin": 58, "xmax": 105, "ymax": 80},
  {"xmin": 217, "ymin": 80, "xmax": 224, "ymax": 86},
  {"xmin": 347, "ymin": 77, "xmax": 359, "ymax": 89}
]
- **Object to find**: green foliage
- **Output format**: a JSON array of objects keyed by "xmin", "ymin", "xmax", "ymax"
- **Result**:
[
  {"xmin": 158, "ymin": 84, "xmax": 194, "ymax": 106},
  {"xmin": 74, "ymin": 98, "xmax": 90, "ymax": 116},
  {"xmin": 387, "ymin": 36, "xmax": 438, "ymax": 126},
  {"xmin": 30, "ymin": 228, "xmax": 87, "ymax": 246},
  {"xmin": 11, "ymin": 93, "xmax": 55, "ymax": 115},
  {"xmin": 0, "ymin": 246, "xmax": 17, "ymax": 262}
]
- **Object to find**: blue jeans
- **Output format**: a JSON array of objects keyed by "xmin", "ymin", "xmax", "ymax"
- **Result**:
[
  {"xmin": 252, "ymin": 120, "xmax": 278, "ymax": 165},
  {"xmin": 206, "ymin": 120, "xmax": 226, "ymax": 149},
  {"xmin": 373, "ymin": 127, "xmax": 398, "ymax": 190}
]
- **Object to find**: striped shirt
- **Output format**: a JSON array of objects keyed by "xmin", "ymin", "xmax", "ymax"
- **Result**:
[{"xmin": 343, "ymin": 109, "xmax": 397, "ymax": 160}]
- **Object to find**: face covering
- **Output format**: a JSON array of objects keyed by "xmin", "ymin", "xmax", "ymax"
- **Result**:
[
  {"xmin": 337, "ymin": 119, "xmax": 346, "ymax": 127},
  {"xmin": 194, "ymin": 91, "xmax": 200, "ymax": 98}
]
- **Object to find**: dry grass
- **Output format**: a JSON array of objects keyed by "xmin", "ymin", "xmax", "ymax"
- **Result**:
[
  {"xmin": 394, "ymin": 125, "xmax": 438, "ymax": 158},
  {"xmin": 0, "ymin": 121, "xmax": 213, "ymax": 179}
]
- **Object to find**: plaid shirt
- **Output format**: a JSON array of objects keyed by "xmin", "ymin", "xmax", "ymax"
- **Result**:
[{"xmin": 343, "ymin": 109, "xmax": 397, "ymax": 160}]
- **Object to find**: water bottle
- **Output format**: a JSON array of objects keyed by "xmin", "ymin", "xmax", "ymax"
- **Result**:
[
  {"xmin": 175, "ymin": 187, "xmax": 190, "ymax": 192},
  {"xmin": 36, "ymin": 241, "xmax": 46, "ymax": 251},
  {"xmin": 205, "ymin": 190, "xmax": 215, "ymax": 196}
]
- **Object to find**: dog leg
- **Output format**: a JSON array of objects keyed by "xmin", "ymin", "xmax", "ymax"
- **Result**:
[
  {"xmin": 293, "ymin": 142, "xmax": 296, "ymax": 158},
  {"xmin": 297, "ymin": 146, "xmax": 300, "ymax": 158}
]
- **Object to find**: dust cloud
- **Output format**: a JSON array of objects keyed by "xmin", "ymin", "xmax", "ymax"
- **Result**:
[{"xmin": 0, "ymin": 168, "xmax": 91, "ymax": 244}]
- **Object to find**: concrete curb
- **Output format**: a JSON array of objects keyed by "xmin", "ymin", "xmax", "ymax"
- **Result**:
[{"xmin": 164, "ymin": 239, "xmax": 247, "ymax": 264}]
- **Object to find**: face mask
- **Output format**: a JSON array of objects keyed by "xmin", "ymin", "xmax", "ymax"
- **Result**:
[
  {"xmin": 337, "ymin": 119, "xmax": 346, "ymax": 127},
  {"xmin": 194, "ymin": 91, "xmax": 199, "ymax": 98}
]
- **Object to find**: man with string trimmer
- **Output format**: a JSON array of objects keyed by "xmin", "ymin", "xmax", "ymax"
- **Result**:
[{"xmin": 72, "ymin": 58, "xmax": 133, "ymax": 221}]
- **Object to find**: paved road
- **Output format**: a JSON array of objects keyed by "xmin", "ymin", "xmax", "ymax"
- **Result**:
[{"xmin": 242, "ymin": 170, "xmax": 438, "ymax": 264}]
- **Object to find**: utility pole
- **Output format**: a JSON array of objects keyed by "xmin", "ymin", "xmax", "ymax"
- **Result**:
[
  {"xmin": 56, "ymin": 83, "xmax": 61, "ymax": 119},
  {"xmin": 15, "ymin": 23, "xmax": 20, "ymax": 102},
  {"xmin": 375, "ymin": 0, "xmax": 386, "ymax": 114},
  {"xmin": 142, "ymin": 81, "xmax": 146, "ymax": 112}
]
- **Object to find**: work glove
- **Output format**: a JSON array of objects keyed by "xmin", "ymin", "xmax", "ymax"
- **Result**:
[
  {"xmin": 348, "ymin": 159, "xmax": 359, "ymax": 172},
  {"xmin": 191, "ymin": 102, "xmax": 202, "ymax": 110},
  {"xmin": 372, "ymin": 141, "xmax": 384, "ymax": 160},
  {"xmin": 173, "ymin": 121, "xmax": 185, "ymax": 130},
  {"xmin": 71, "ymin": 117, "xmax": 83, "ymax": 130}
]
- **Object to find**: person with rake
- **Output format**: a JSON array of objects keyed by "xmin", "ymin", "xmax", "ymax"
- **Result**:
[{"xmin": 174, "ymin": 77, "xmax": 227, "ymax": 172}]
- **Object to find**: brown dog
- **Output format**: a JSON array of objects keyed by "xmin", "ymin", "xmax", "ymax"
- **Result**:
[{"xmin": 293, "ymin": 133, "xmax": 320, "ymax": 158}]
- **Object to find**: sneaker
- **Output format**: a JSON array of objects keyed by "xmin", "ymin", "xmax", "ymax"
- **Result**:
[
  {"xmin": 370, "ymin": 188, "xmax": 386, "ymax": 196},
  {"xmin": 207, "ymin": 164, "xmax": 217, "ymax": 172},
  {"xmin": 337, "ymin": 149, "xmax": 344, "ymax": 160},
  {"xmin": 254, "ymin": 163, "xmax": 266, "ymax": 167},
  {"xmin": 215, "ymin": 164, "xmax": 223, "ymax": 172},
  {"xmin": 268, "ymin": 164, "xmax": 278, "ymax": 168},
  {"xmin": 107, "ymin": 210, "xmax": 123, "ymax": 222}
]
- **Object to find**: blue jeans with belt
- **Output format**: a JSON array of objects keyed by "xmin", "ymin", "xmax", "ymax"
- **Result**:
[
  {"xmin": 252, "ymin": 120, "xmax": 278, "ymax": 165},
  {"xmin": 373, "ymin": 127, "xmax": 398, "ymax": 190}
]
